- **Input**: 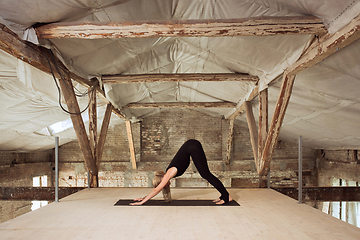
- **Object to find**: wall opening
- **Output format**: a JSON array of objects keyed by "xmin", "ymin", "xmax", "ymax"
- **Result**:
[
  {"xmin": 31, "ymin": 175, "xmax": 48, "ymax": 211},
  {"xmin": 322, "ymin": 177, "xmax": 360, "ymax": 228}
]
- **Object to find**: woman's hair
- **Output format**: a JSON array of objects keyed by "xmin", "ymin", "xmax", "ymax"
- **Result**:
[{"xmin": 153, "ymin": 170, "xmax": 172, "ymax": 202}]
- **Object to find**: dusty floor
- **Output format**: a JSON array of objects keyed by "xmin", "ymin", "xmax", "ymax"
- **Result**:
[{"xmin": 1, "ymin": 188, "xmax": 359, "ymax": 240}]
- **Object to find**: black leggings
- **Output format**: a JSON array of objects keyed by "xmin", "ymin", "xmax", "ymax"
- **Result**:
[{"xmin": 170, "ymin": 139, "xmax": 230, "ymax": 202}]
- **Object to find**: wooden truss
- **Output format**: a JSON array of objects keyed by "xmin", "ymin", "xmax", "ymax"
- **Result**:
[
  {"xmin": 2, "ymin": 13, "xmax": 359, "ymax": 187},
  {"xmin": 238, "ymin": 14, "xmax": 360, "ymax": 185}
]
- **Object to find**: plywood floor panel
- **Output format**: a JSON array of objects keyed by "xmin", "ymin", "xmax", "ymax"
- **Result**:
[{"xmin": 1, "ymin": 188, "xmax": 360, "ymax": 240}]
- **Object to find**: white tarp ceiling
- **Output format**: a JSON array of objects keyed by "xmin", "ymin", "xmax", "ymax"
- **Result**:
[{"xmin": 0, "ymin": 0, "xmax": 359, "ymax": 151}]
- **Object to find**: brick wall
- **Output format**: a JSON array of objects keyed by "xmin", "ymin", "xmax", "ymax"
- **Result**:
[
  {"xmin": 0, "ymin": 150, "xmax": 53, "ymax": 223},
  {"xmin": 55, "ymin": 109, "xmax": 317, "ymax": 189},
  {"xmin": 318, "ymin": 149, "xmax": 360, "ymax": 186}
]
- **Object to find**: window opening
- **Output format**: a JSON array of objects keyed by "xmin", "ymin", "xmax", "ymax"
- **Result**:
[
  {"xmin": 322, "ymin": 177, "xmax": 360, "ymax": 228},
  {"xmin": 31, "ymin": 175, "xmax": 49, "ymax": 211}
]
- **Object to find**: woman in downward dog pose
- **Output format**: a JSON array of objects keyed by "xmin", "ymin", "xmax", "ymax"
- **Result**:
[{"xmin": 130, "ymin": 139, "xmax": 233, "ymax": 205}]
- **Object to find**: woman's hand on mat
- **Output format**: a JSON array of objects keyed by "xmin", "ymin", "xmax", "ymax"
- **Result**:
[
  {"xmin": 133, "ymin": 197, "xmax": 144, "ymax": 201},
  {"xmin": 130, "ymin": 201, "xmax": 143, "ymax": 206}
]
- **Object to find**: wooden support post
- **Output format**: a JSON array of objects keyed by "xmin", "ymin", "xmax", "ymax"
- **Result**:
[
  {"xmin": 89, "ymin": 89, "xmax": 98, "ymax": 187},
  {"xmin": 126, "ymin": 120, "xmax": 137, "ymax": 169},
  {"xmin": 225, "ymin": 118, "xmax": 234, "ymax": 165},
  {"xmin": 259, "ymin": 175, "xmax": 268, "ymax": 188},
  {"xmin": 258, "ymin": 74, "xmax": 296, "ymax": 176},
  {"xmin": 258, "ymin": 89, "xmax": 269, "ymax": 187},
  {"xmin": 258, "ymin": 89, "xmax": 268, "ymax": 164},
  {"xmin": 57, "ymin": 72, "xmax": 97, "ymax": 175},
  {"xmin": 97, "ymin": 104, "xmax": 112, "ymax": 168},
  {"xmin": 245, "ymin": 101, "xmax": 258, "ymax": 164}
]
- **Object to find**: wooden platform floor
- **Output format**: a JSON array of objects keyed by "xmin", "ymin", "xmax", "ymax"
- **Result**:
[{"xmin": 1, "ymin": 188, "xmax": 360, "ymax": 240}]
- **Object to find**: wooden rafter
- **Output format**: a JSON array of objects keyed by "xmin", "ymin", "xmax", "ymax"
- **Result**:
[
  {"xmin": 56, "ymin": 70, "xmax": 98, "ymax": 175},
  {"xmin": 126, "ymin": 120, "xmax": 137, "ymax": 169},
  {"xmin": 123, "ymin": 102, "xmax": 237, "ymax": 109},
  {"xmin": 35, "ymin": 16, "xmax": 326, "ymax": 39},
  {"xmin": 258, "ymin": 74, "xmax": 295, "ymax": 176},
  {"xmin": 258, "ymin": 89, "xmax": 269, "ymax": 187},
  {"xmin": 285, "ymin": 13, "xmax": 360, "ymax": 76},
  {"xmin": 102, "ymin": 73, "xmax": 258, "ymax": 84},
  {"xmin": 0, "ymin": 23, "xmax": 126, "ymax": 120},
  {"xmin": 0, "ymin": 23, "xmax": 128, "ymax": 178},
  {"xmin": 97, "ymin": 104, "xmax": 113, "ymax": 169},
  {"xmin": 257, "ymin": 13, "xmax": 360, "ymax": 176},
  {"xmin": 245, "ymin": 101, "xmax": 259, "ymax": 165},
  {"xmin": 258, "ymin": 89, "xmax": 268, "ymax": 169},
  {"xmin": 0, "ymin": 24, "xmax": 92, "ymax": 87}
]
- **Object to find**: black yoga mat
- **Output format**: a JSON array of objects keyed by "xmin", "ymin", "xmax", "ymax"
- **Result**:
[{"xmin": 114, "ymin": 199, "xmax": 240, "ymax": 206}]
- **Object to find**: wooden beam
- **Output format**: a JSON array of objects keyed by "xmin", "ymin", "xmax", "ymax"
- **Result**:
[
  {"xmin": 0, "ymin": 24, "xmax": 126, "ymax": 121},
  {"xmin": 258, "ymin": 89, "xmax": 269, "ymax": 187},
  {"xmin": 0, "ymin": 187, "xmax": 85, "ymax": 201},
  {"xmin": 273, "ymin": 187, "xmax": 360, "ymax": 202},
  {"xmin": 35, "ymin": 16, "xmax": 326, "ymax": 39},
  {"xmin": 123, "ymin": 102, "xmax": 237, "ymax": 109},
  {"xmin": 57, "ymin": 70, "xmax": 98, "ymax": 175},
  {"xmin": 88, "ymin": 89, "xmax": 98, "ymax": 187},
  {"xmin": 254, "ymin": 15, "xmax": 360, "ymax": 177},
  {"xmin": 0, "ymin": 24, "xmax": 92, "ymax": 87},
  {"xmin": 245, "ymin": 101, "xmax": 259, "ymax": 164},
  {"xmin": 258, "ymin": 89, "xmax": 268, "ymax": 169},
  {"xmin": 225, "ymin": 118, "xmax": 234, "ymax": 165},
  {"xmin": 102, "ymin": 73, "xmax": 258, "ymax": 84},
  {"xmin": 227, "ymin": 85, "xmax": 259, "ymax": 120},
  {"xmin": 228, "ymin": 14, "xmax": 360, "ymax": 120},
  {"xmin": 258, "ymin": 74, "xmax": 295, "ymax": 176},
  {"xmin": 97, "ymin": 104, "xmax": 112, "ymax": 169},
  {"xmin": 285, "ymin": 13, "xmax": 360, "ymax": 76},
  {"xmin": 126, "ymin": 120, "xmax": 137, "ymax": 169}
]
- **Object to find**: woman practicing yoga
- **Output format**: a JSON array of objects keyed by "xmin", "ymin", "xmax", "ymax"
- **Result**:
[{"xmin": 130, "ymin": 139, "xmax": 233, "ymax": 205}]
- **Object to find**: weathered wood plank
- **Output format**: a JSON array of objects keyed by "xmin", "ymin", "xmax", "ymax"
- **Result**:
[
  {"xmin": 258, "ymin": 74, "xmax": 296, "ymax": 176},
  {"xmin": 258, "ymin": 89, "xmax": 268, "ymax": 168},
  {"xmin": 102, "ymin": 73, "xmax": 258, "ymax": 84},
  {"xmin": 273, "ymin": 187, "xmax": 360, "ymax": 201},
  {"xmin": 0, "ymin": 187, "xmax": 85, "ymax": 200},
  {"xmin": 123, "ymin": 102, "xmax": 237, "ymax": 109},
  {"xmin": 258, "ymin": 89, "xmax": 269, "ymax": 187},
  {"xmin": 126, "ymin": 120, "xmax": 137, "ymax": 169},
  {"xmin": 225, "ymin": 118, "xmax": 234, "ymax": 165},
  {"xmin": 57, "ymin": 70, "xmax": 98, "ymax": 175},
  {"xmin": 97, "ymin": 104, "xmax": 112, "ymax": 169},
  {"xmin": 35, "ymin": 16, "xmax": 326, "ymax": 39},
  {"xmin": 285, "ymin": 13, "xmax": 360, "ymax": 76},
  {"xmin": 245, "ymin": 101, "xmax": 259, "ymax": 164},
  {"xmin": 88, "ymin": 89, "xmax": 98, "ymax": 187}
]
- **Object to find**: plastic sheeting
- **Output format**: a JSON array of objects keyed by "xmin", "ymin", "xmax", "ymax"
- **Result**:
[{"xmin": 0, "ymin": 0, "xmax": 360, "ymax": 151}]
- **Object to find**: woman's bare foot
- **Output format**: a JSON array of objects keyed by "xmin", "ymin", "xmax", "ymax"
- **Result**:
[
  {"xmin": 213, "ymin": 198, "xmax": 221, "ymax": 203},
  {"xmin": 215, "ymin": 195, "xmax": 233, "ymax": 205}
]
